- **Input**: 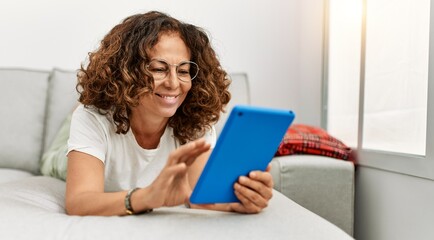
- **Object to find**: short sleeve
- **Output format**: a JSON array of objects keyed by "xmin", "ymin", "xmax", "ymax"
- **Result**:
[
  {"xmin": 203, "ymin": 126, "xmax": 217, "ymax": 148},
  {"xmin": 67, "ymin": 105, "xmax": 108, "ymax": 163}
]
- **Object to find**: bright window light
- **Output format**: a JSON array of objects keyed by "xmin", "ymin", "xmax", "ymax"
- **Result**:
[
  {"xmin": 362, "ymin": 0, "xmax": 429, "ymax": 155},
  {"xmin": 327, "ymin": 0, "xmax": 429, "ymax": 156},
  {"xmin": 327, "ymin": 0, "xmax": 363, "ymax": 148}
]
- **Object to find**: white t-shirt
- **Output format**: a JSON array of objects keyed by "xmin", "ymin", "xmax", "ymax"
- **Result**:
[{"xmin": 67, "ymin": 104, "xmax": 216, "ymax": 192}]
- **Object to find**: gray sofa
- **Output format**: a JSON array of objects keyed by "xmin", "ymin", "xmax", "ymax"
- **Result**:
[{"xmin": 0, "ymin": 68, "xmax": 354, "ymax": 239}]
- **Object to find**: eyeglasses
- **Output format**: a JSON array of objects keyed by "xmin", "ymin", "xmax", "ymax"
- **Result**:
[{"xmin": 145, "ymin": 59, "xmax": 199, "ymax": 82}]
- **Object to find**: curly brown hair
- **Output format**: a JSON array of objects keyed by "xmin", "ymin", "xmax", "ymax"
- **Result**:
[{"xmin": 77, "ymin": 11, "xmax": 231, "ymax": 144}]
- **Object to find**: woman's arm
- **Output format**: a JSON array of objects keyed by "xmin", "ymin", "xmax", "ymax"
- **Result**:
[
  {"xmin": 65, "ymin": 151, "xmax": 131, "ymax": 216},
  {"xmin": 65, "ymin": 139, "xmax": 211, "ymax": 216}
]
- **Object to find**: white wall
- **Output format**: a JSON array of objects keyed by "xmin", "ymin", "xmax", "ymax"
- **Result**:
[
  {"xmin": 0, "ymin": 0, "xmax": 324, "ymax": 124},
  {"xmin": 297, "ymin": 0, "xmax": 324, "ymax": 126},
  {"xmin": 355, "ymin": 167, "xmax": 434, "ymax": 240}
]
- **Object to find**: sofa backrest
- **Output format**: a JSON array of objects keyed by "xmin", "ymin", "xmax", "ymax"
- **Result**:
[
  {"xmin": 215, "ymin": 73, "xmax": 250, "ymax": 136},
  {"xmin": 43, "ymin": 69, "xmax": 79, "ymax": 152},
  {"xmin": 0, "ymin": 68, "xmax": 52, "ymax": 174}
]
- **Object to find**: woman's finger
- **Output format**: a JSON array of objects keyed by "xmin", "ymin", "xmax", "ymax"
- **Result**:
[
  {"xmin": 233, "ymin": 190, "xmax": 261, "ymax": 213},
  {"xmin": 238, "ymin": 175, "xmax": 273, "ymax": 200},
  {"xmin": 234, "ymin": 182, "xmax": 268, "ymax": 208},
  {"xmin": 167, "ymin": 139, "xmax": 210, "ymax": 165},
  {"xmin": 248, "ymin": 170, "xmax": 274, "ymax": 188},
  {"xmin": 157, "ymin": 163, "xmax": 188, "ymax": 184},
  {"xmin": 265, "ymin": 163, "xmax": 272, "ymax": 172},
  {"xmin": 177, "ymin": 140, "xmax": 210, "ymax": 165}
]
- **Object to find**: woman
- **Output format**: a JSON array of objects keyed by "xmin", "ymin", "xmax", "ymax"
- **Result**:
[{"xmin": 66, "ymin": 11, "xmax": 273, "ymax": 216}]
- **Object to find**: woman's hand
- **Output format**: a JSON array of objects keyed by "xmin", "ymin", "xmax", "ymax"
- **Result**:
[
  {"xmin": 189, "ymin": 164, "xmax": 274, "ymax": 214},
  {"xmin": 229, "ymin": 164, "xmax": 274, "ymax": 214},
  {"xmin": 144, "ymin": 138, "xmax": 211, "ymax": 209}
]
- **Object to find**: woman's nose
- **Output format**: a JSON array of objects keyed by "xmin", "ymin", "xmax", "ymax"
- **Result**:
[{"xmin": 164, "ymin": 67, "xmax": 180, "ymax": 88}]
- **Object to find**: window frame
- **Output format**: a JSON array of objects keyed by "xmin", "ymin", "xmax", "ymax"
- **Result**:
[{"xmin": 323, "ymin": 0, "xmax": 434, "ymax": 180}]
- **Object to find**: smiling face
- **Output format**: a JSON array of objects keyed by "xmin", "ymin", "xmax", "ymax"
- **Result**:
[{"xmin": 132, "ymin": 32, "xmax": 192, "ymax": 125}]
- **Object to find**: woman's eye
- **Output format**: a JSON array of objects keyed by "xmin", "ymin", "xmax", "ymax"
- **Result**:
[
  {"xmin": 151, "ymin": 67, "xmax": 167, "ymax": 73},
  {"xmin": 177, "ymin": 69, "xmax": 190, "ymax": 76}
]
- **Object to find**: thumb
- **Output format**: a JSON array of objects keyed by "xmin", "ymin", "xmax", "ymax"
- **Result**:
[
  {"xmin": 161, "ymin": 162, "xmax": 188, "ymax": 181},
  {"xmin": 171, "ymin": 162, "xmax": 188, "ymax": 177},
  {"xmin": 265, "ymin": 163, "xmax": 272, "ymax": 172}
]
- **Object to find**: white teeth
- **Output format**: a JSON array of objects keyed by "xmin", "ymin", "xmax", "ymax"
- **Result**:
[
  {"xmin": 161, "ymin": 95, "xmax": 176, "ymax": 99},
  {"xmin": 156, "ymin": 93, "xmax": 178, "ymax": 99}
]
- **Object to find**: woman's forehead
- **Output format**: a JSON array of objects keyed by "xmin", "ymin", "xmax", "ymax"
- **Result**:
[{"xmin": 147, "ymin": 32, "xmax": 191, "ymax": 61}]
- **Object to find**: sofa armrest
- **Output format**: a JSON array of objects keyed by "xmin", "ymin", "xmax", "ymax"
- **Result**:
[{"xmin": 270, "ymin": 155, "xmax": 354, "ymax": 236}]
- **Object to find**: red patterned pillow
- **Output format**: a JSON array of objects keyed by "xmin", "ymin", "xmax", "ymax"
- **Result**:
[{"xmin": 275, "ymin": 124, "xmax": 353, "ymax": 161}]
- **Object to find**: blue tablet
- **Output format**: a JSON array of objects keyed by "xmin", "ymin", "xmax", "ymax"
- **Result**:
[{"xmin": 190, "ymin": 105, "xmax": 295, "ymax": 204}]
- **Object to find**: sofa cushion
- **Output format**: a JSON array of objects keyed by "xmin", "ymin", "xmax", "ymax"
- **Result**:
[
  {"xmin": 43, "ymin": 68, "xmax": 79, "ymax": 152},
  {"xmin": 0, "ymin": 68, "xmax": 50, "ymax": 174},
  {"xmin": 0, "ymin": 169, "xmax": 34, "ymax": 184},
  {"xmin": 40, "ymin": 113, "xmax": 72, "ymax": 181},
  {"xmin": 0, "ymin": 176, "xmax": 353, "ymax": 240}
]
